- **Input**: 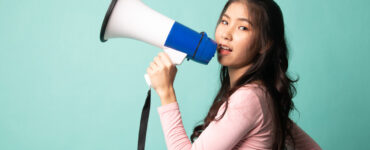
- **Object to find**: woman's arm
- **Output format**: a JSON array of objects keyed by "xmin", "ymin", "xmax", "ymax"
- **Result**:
[
  {"xmin": 157, "ymin": 88, "xmax": 264, "ymax": 150},
  {"xmin": 146, "ymin": 52, "xmax": 178, "ymax": 105},
  {"xmin": 157, "ymin": 86, "xmax": 177, "ymax": 106}
]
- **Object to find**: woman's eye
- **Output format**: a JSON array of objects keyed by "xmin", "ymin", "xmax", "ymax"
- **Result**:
[
  {"xmin": 221, "ymin": 20, "xmax": 228, "ymax": 25},
  {"xmin": 239, "ymin": 26, "xmax": 248, "ymax": 31}
]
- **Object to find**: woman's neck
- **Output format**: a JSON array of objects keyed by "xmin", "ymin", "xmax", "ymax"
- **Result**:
[{"xmin": 228, "ymin": 64, "xmax": 253, "ymax": 88}]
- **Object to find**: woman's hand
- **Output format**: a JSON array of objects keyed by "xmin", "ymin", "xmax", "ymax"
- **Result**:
[{"xmin": 146, "ymin": 52, "xmax": 177, "ymax": 101}]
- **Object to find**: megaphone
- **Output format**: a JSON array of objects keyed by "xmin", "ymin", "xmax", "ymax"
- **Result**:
[{"xmin": 100, "ymin": 0, "xmax": 217, "ymax": 86}]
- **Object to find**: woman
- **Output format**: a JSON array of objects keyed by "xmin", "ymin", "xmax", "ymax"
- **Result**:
[{"xmin": 146, "ymin": 0, "xmax": 321, "ymax": 149}]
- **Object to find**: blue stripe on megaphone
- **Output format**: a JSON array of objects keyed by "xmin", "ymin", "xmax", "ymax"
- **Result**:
[{"xmin": 164, "ymin": 22, "xmax": 217, "ymax": 64}]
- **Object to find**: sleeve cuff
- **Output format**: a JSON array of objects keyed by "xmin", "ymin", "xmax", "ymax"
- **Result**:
[{"xmin": 157, "ymin": 102, "xmax": 179, "ymax": 114}]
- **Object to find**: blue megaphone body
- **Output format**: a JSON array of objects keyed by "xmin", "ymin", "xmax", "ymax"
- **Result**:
[{"xmin": 163, "ymin": 22, "xmax": 216, "ymax": 64}]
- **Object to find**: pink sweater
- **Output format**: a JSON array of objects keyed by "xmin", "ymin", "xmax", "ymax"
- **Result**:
[{"xmin": 157, "ymin": 84, "xmax": 321, "ymax": 150}]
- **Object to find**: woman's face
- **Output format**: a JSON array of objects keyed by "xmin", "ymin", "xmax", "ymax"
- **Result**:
[{"xmin": 215, "ymin": 2, "xmax": 259, "ymax": 69}]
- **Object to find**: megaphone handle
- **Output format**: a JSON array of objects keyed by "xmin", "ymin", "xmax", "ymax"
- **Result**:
[
  {"xmin": 144, "ymin": 74, "xmax": 152, "ymax": 87},
  {"xmin": 144, "ymin": 47, "xmax": 187, "ymax": 87}
]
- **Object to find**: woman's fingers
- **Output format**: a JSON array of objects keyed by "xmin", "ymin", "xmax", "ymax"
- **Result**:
[
  {"xmin": 158, "ymin": 52, "xmax": 173, "ymax": 67},
  {"xmin": 152, "ymin": 52, "xmax": 173, "ymax": 71},
  {"xmin": 148, "ymin": 59, "xmax": 158, "ymax": 75},
  {"xmin": 146, "ymin": 66, "xmax": 152, "ymax": 74},
  {"xmin": 149, "ymin": 62, "xmax": 156, "ymax": 71},
  {"xmin": 154, "ymin": 55, "xmax": 164, "ymax": 69},
  {"xmin": 147, "ymin": 52, "xmax": 174, "ymax": 76},
  {"xmin": 146, "ymin": 52, "xmax": 177, "ymax": 92}
]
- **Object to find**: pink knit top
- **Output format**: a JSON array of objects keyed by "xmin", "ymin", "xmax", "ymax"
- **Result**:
[{"xmin": 157, "ymin": 84, "xmax": 321, "ymax": 150}]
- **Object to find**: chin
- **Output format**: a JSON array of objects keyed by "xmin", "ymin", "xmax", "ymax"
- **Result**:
[{"xmin": 217, "ymin": 57, "xmax": 231, "ymax": 67}]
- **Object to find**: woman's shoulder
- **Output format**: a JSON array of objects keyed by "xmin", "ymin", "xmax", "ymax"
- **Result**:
[
  {"xmin": 233, "ymin": 82, "xmax": 267, "ymax": 98},
  {"xmin": 219, "ymin": 83, "xmax": 272, "ymax": 127},
  {"xmin": 228, "ymin": 82, "xmax": 270, "ymax": 110}
]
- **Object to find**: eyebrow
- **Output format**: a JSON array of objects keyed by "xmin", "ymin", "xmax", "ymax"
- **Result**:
[{"xmin": 223, "ymin": 14, "xmax": 253, "ymax": 26}]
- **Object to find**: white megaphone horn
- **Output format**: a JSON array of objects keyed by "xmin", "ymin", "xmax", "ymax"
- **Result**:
[{"xmin": 100, "ymin": 0, "xmax": 217, "ymax": 87}]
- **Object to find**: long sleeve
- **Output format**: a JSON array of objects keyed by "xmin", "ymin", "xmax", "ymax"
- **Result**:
[
  {"xmin": 157, "ymin": 85, "xmax": 322, "ymax": 150},
  {"xmin": 157, "ymin": 87, "xmax": 265, "ymax": 150}
]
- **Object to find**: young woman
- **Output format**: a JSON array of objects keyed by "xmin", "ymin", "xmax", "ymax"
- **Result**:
[{"xmin": 146, "ymin": 0, "xmax": 321, "ymax": 149}]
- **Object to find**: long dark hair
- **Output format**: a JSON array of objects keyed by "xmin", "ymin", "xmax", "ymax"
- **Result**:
[{"xmin": 190, "ymin": 0, "xmax": 298, "ymax": 149}]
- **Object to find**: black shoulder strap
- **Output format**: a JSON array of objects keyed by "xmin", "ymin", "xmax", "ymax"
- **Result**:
[{"xmin": 138, "ymin": 88, "xmax": 151, "ymax": 150}]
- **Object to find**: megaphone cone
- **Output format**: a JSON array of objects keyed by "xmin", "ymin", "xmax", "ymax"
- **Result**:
[{"xmin": 100, "ymin": 0, "xmax": 217, "ymax": 64}]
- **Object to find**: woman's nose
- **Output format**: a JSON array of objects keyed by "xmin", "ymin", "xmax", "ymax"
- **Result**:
[{"xmin": 221, "ymin": 28, "xmax": 233, "ymax": 41}]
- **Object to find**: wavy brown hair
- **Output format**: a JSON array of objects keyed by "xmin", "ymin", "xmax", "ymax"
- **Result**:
[{"xmin": 190, "ymin": 0, "xmax": 298, "ymax": 149}]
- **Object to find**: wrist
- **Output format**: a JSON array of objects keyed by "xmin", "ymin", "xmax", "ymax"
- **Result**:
[{"xmin": 157, "ymin": 86, "xmax": 177, "ymax": 105}]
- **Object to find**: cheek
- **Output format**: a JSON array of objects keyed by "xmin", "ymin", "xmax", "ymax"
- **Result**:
[
  {"xmin": 215, "ymin": 24, "xmax": 228, "ymax": 42},
  {"xmin": 215, "ymin": 26, "xmax": 222, "ymax": 42},
  {"xmin": 233, "ymin": 34, "xmax": 256, "ymax": 62},
  {"xmin": 234, "ymin": 34, "xmax": 253, "ymax": 51}
]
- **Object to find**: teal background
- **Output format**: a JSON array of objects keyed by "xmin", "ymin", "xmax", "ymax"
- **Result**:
[{"xmin": 0, "ymin": 0, "xmax": 369, "ymax": 149}]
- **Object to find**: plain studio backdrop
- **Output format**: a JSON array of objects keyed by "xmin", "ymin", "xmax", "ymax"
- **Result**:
[{"xmin": 0, "ymin": 0, "xmax": 369, "ymax": 149}]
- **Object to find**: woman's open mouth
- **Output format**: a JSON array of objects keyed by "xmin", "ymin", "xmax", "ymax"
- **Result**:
[{"xmin": 218, "ymin": 44, "xmax": 232, "ymax": 55}]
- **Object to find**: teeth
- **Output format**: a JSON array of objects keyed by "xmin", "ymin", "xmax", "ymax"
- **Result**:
[
  {"xmin": 220, "ymin": 45, "xmax": 232, "ymax": 51},
  {"xmin": 221, "ymin": 46, "xmax": 230, "ymax": 50}
]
